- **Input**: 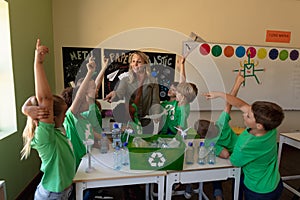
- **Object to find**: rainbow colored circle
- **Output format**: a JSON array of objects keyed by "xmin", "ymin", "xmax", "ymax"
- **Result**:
[
  {"xmin": 290, "ymin": 50, "xmax": 299, "ymax": 61},
  {"xmin": 197, "ymin": 43, "xmax": 300, "ymax": 61},
  {"xmin": 224, "ymin": 46, "xmax": 234, "ymax": 57},
  {"xmin": 247, "ymin": 47, "xmax": 256, "ymax": 58},
  {"xmin": 279, "ymin": 50, "xmax": 288, "ymax": 61},
  {"xmin": 212, "ymin": 45, "xmax": 222, "ymax": 57},
  {"xmin": 269, "ymin": 49, "xmax": 279, "ymax": 60},
  {"xmin": 199, "ymin": 43, "xmax": 210, "ymax": 55},
  {"xmin": 235, "ymin": 46, "xmax": 245, "ymax": 58},
  {"xmin": 257, "ymin": 48, "xmax": 267, "ymax": 59}
]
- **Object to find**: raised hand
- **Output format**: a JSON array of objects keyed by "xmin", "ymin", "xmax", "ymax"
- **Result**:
[
  {"xmin": 178, "ymin": 56, "xmax": 186, "ymax": 83},
  {"xmin": 86, "ymin": 54, "xmax": 96, "ymax": 73},
  {"xmin": 104, "ymin": 91, "xmax": 116, "ymax": 102},
  {"xmin": 35, "ymin": 39, "xmax": 49, "ymax": 64},
  {"xmin": 235, "ymin": 69, "xmax": 245, "ymax": 86},
  {"xmin": 103, "ymin": 56, "xmax": 109, "ymax": 70}
]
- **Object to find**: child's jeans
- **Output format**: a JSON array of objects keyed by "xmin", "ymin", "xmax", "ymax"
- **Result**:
[
  {"xmin": 34, "ymin": 182, "xmax": 73, "ymax": 200},
  {"xmin": 239, "ymin": 175, "xmax": 283, "ymax": 200}
]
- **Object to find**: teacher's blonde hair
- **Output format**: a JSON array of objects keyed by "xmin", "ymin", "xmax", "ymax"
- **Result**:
[{"xmin": 127, "ymin": 51, "xmax": 151, "ymax": 83}]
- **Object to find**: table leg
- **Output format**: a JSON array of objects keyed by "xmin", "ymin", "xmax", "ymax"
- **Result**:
[
  {"xmin": 157, "ymin": 175, "xmax": 165, "ymax": 200},
  {"xmin": 165, "ymin": 173, "xmax": 179, "ymax": 200},
  {"xmin": 198, "ymin": 182, "xmax": 203, "ymax": 200},
  {"xmin": 277, "ymin": 135, "xmax": 284, "ymax": 167},
  {"xmin": 232, "ymin": 168, "xmax": 241, "ymax": 200},
  {"xmin": 75, "ymin": 182, "xmax": 86, "ymax": 200},
  {"xmin": 145, "ymin": 183, "xmax": 149, "ymax": 200}
]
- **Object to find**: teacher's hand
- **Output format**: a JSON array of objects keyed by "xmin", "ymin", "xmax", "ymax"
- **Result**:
[{"xmin": 104, "ymin": 91, "xmax": 116, "ymax": 102}]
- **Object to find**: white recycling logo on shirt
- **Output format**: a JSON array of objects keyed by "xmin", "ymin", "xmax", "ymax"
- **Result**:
[{"xmin": 148, "ymin": 152, "xmax": 166, "ymax": 167}]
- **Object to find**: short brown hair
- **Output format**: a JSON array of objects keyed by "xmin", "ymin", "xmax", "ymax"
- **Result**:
[
  {"xmin": 194, "ymin": 119, "xmax": 219, "ymax": 139},
  {"xmin": 53, "ymin": 95, "xmax": 67, "ymax": 117},
  {"xmin": 60, "ymin": 87, "xmax": 73, "ymax": 108},
  {"xmin": 252, "ymin": 101, "xmax": 284, "ymax": 131}
]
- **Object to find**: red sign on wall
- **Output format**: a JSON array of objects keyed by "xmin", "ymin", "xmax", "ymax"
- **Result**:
[{"xmin": 266, "ymin": 30, "xmax": 291, "ymax": 43}]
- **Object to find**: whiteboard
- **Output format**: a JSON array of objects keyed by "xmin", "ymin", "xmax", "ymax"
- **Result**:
[{"xmin": 183, "ymin": 41, "xmax": 300, "ymax": 111}]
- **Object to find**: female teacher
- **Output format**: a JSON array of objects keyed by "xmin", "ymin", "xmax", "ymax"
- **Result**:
[{"xmin": 104, "ymin": 51, "xmax": 161, "ymax": 133}]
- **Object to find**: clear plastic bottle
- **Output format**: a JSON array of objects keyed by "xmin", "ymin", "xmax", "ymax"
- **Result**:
[
  {"xmin": 112, "ymin": 123, "xmax": 122, "ymax": 149},
  {"xmin": 207, "ymin": 142, "xmax": 216, "ymax": 165},
  {"xmin": 113, "ymin": 146, "xmax": 122, "ymax": 170},
  {"xmin": 121, "ymin": 142, "xmax": 129, "ymax": 166},
  {"xmin": 185, "ymin": 142, "xmax": 194, "ymax": 164},
  {"xmin": 198, "ymin": 141, "xmax": 207, "ymax": 165},
  {"xmin": 100, "ymin": 133, "xmax": 109, "ymax": 154}
]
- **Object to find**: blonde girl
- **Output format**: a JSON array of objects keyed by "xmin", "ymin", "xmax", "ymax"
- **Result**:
[{"xmin": 21, "ymin": 39, "xmax": 76, "ymax": 200}]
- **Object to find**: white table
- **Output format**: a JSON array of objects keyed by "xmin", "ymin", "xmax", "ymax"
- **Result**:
[
  {"xmin": 73, "ymin": 148, "xmax": 166, "ymax": 200},
  {"xmin": 165, "ymin": 139, "xmax": 241, "ymax": 200},
  {"xmin": 278, "ymin": 132, "xmax": 300, "ymax": 197}
]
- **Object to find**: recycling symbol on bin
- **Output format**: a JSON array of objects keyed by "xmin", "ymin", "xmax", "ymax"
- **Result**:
[{"xmin": 148, "ymin": 152, "xmax": 166, "ymax": 167}]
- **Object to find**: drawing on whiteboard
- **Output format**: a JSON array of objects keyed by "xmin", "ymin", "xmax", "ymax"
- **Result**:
[{"xmin": 234, "ymin": 50, "xmax": 264, "ymax": 86}]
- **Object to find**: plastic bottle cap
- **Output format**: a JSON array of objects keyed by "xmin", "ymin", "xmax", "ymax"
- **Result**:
[
  {"xmin": 200, "ymin": 141, "xmax": 204, "ymax": 146},
  {"xmin": 123, "ymin": 142, "xmax": 128, "ymax": 146},
  {"xmin": 113, "ymin": 123, "xmax": 119, "ymax": 129},
  {"xmin": 188, "ymin": 142, "xmax": 193, "ymax": 146}
]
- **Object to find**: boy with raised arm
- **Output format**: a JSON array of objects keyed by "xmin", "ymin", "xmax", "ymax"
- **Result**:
[{"xmin": 203, "ymin": 87, "xmax": 284, "ymax": 200}]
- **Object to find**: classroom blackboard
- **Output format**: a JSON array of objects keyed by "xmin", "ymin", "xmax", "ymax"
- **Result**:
[
  {"xmin": 62, "ymin": 47, "xmax": 176, "ymax": 101},
  {"xmin": 183, "ymin": 41, "xmax": 300, "ymax": 110},
  {"xmin": 103, "ymin": 48, "xmax": 176, "ymax": 101},
  {"xmin": 62, "ymin": 47, "xmax": 102, "ymax": 98}
]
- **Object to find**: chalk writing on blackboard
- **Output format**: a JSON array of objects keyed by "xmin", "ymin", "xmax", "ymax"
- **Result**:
[
  {"xmin": 62, "ymin": 47, "xmax": 102, "ymax": 98},
  {"xmin": 103, "ymin": 49, "xmax": 132, "ymax": 96},
  {"xmin": 146, "ymin": 52, "xmax": 176, "ymax": 101}
]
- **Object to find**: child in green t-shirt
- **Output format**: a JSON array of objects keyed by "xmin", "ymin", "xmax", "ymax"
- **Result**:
[
  {"xmin": 169, "ymin": 57, "xmax": 199, "ymax": 199},
  {"xmin": 175, "ymin": 82, "xmax": 198, "ymax": 135},
  {"xmin": 61, "ymin": 55, "xmax": 108, "ymax": 167},
  {"xmin": 203, "ymin": 85, "xmax": 285, "ymax": 199},
  {"xmin": 62, "ymin": 55, "xmax": 108, "ymax": 147},
  {"xmin": 159, "ymin": 81, "xmax": 179, "ymax": 135},
  {"xmin": 190, "ymin": 71, "xmax": 244, "ymax": 200},
  {"xmin": 196, "ymin": 70, "xmax": 245, "ymax": 157},
  {"xmin": 160, "ymin": 57, "xmax": 198, "ymax": 136},
  {"xmin": 21, "ymin": 39, "xmax": 76, "ymax": 199},
  {"xmin": 24, "ymin": 51, "xmax": 107, "ymax": 169}
]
